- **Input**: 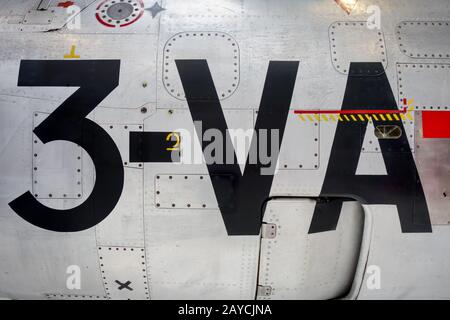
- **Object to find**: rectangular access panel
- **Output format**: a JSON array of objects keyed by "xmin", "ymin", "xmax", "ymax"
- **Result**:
[{"xmin": 257, "ymin": 199, "xmax": 364, "ymax": 300}]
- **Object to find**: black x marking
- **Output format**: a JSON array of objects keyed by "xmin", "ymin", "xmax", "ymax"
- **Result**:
[{"xmin": 115, "ymin": 280, "xmax": 133, "ymax": 291}]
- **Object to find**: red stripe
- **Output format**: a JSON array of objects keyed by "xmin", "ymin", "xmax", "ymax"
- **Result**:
[
  {"xmin": 294, "ymin": 107, "xmax": 407, "ymax": 115},
  {"xmin": 422, "ymin": 111, "xmax": 450, "ymax": 138}
]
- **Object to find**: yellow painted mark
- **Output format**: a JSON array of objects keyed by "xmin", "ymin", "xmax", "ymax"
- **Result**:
[
  {"xmin": 380, "ymin": 114, "xmax": 386, "ymax": 121},
  {"xmin": 307, "ymin": 115, "xmax": 314, "ymax": 122},
  {"xmin": 372, "ymin": 114, "xmax": 378, "ymax": 121},
  {"xmin": 338, "ymin": 115, "xmax": 343, "ymax": 121},
  {"xmin": 406, "ymin": 112, "xmax": 413, "ymax": 120},
  {"xmin": 64, "ymin": 45, "xmax": 80, "ymax": 59},
  {"xmin": 329, "ymin": 114, "xmax": 337, "ymax": 121},
  {"xmin": 321, "ymin": 114, "xmax": 329, "ymax": 121},
  {"xmin": 298, "ymin": 115, "xmax": 305, "ymax": 121},
  {"xmin": 393, "ymin": 114, "xmax": 399, "ymax": 121},
  {"xmin": 400, "ymin": 113, "xmax": 406, "ymax": 120},
  {"xmin": 166, "ymin": 132, "xmax": 180, "ymax": 151},
  {"xmin": 350, "ymin": 115, "xmax": 357, "ymax": 121},
  {"xmin": 365, "ymin": 114, "xmax": 371, "ymax": 121},
  {"xmin": 358, "ymin": 114, "xmax": 365, "ymax": 121},
  {"xmin": 344, "ymin": 115, "xmax": 350, "ymax": 121},
  {"xmin": 314, "ymin": 114, "xmax": 321, "ymax": 122},
  {"xmin": 386, "ymin": 114, "xmax": 392, "ymax": 121}
]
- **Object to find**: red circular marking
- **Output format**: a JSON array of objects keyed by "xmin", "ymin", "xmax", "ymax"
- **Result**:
[
  {"xmin": 95, "ymin": 13, "xmax": 115, "ymax": 28},
  {"xmin": 95, "ymin": 0, "xmax": 145, "ymax": 28}
]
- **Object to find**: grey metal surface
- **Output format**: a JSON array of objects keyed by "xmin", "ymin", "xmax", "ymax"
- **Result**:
[
  {"xmin": 415, "ymin": 112, "xmax": 450, "ymax": 225},
  {"xmin": 0, "ymin": 0, "xmax": 449, "ymax": 300},
  {"xmin": 258, "ymin": 199, "xmax": 364, "ymax": 300},
  {"xmin": 163, "ymin": 31, "xmax": 240, "ymax": 100},
  {"xmin": 98, "ymin": 246, "xmax": 150, "ymax": 300},
  {"xmin": 33, "ymin": 112, "xmax": 83, "ymax": 199},
  {"xmin": 397, "ymin": 63, "xmax": 450, "ymax": 110},
  {"xmin": 329, "ymin": 21, "xmax": 387, "ymax": 75},
  {"xmin": 397, "ymin": 21, "xmax": 450, "ymax": 59}
]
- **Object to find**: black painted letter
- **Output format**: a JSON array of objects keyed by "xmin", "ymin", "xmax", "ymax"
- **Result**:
[
  {"xmin": 309, "ymin": 63, "xmax": 431, "ymax": 234},
  {"xmin": 176, "ymin": 60, "xmax": 299, "ymax": 235}
]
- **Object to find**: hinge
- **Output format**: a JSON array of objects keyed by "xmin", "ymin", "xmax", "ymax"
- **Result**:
[
  {"xmin": 257, "ymin": 285, "xmax": 272, "ymax": 297},
  {"xmin": 261, "ymin": 223, "xmax": 277, "ymax": 239}
]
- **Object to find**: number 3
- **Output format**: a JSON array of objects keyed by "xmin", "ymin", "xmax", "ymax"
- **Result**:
[{"xmin": 9, "ymin": 60, "xmax": 124, "ymax": 232}]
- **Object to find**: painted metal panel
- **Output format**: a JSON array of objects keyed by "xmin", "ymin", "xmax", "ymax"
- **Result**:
[
  {"xmin": 0, "ymin": 0, "xmax": 450, "ymax": 300},
  {"xmin": 0, "ymin": 32, "xmax": 158, "ymax": 110},
  {"xmin": 357, "ymin": 207, "xmax": 450, "ymax": 299},
  {"xmin": 162, "ymin": 31, "xmax": 239, "ymax": 100},
  {"xmin": 397, "ymin": 21, "xmax": 450, "ymax": 59},
  {"xmin": 415, "ymin": 112, "xmax": 450, "ymax": 225},
  {"xmin": 155, "ymin": 174, "xmax": 217, "ymax": 209},
  {"xmin": 100, "ymin": 124, "xmax": 144, "ymax": 169},
  {"xmin": 142, "ymin": 108, "xmax": 259, "ymax": 299},
  {"xmin": 95, "ymin": 168, "xmax": 144, "ymax": 247},
  {"xmin": 98, "ymin": 246, "xmax": 149, "ymax": 300},
  {"xmin": 397, "ymin": 63, "xmax": 450, "ymax": 111},
  {"xmin": 0, "ymin": 217, "xmax": 103, "ymax": 299},
  {"xmin": 329, "ymin": 21, "xmax": 387, "ymax": 75},
  {"xmin": 258, "ymin": 199, "xmax": 364, "ymax": 300},
  {"xmin": 33, "ymin": 112, "xmax": 82, "ymax": 199},
  {"xmin": 278, "ymin": 113, "xmax": 320, "ymax": 170},
  {"xmin": 0, "ymin": 0, "xmax": 97, "ymax": 32}
]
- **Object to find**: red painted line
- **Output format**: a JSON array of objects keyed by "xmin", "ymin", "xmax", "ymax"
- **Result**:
[{"xmin": 294, "ymin": 107, "xmax": 408, "ymax": 115}]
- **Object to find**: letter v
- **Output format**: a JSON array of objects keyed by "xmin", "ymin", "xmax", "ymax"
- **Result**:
[{"xmin": 176, "ymin": 60, "xmax": 299, "ymax": 235}]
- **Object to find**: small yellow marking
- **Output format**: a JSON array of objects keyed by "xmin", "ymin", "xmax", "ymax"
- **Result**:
[
  {"xmin": 314, "ymin": 114, "xmax": 321, "ymax": 122},
  {"xmin": 406, "ymin": 112, "xmax": 413, "ymax": 121},
  {"xmin": 329, "ymin": 114, "xmax": 337, "ymax": 121},
  {"xmin": 64, "ymin": 45, "xmax": 80, "ymax": 59},
  {"xmin": 350, "ymin": 115, "xmax": 357, "ymax": 121},
  {"xmin": 365, "ymin": 114, "xmax": 371, "ymax": 121},
  {"xmin": 307, "ymin": 115, "xmax": 313, "ymax": 122},
  {"xmin": 338, "ymin": 115, "xmax": 343, "ymax": 121},
  {"xmin": 393, "ymin": 114, "xmax": 399, "ymax": 121},
  {"xmin": 344, "ymin": 115, "xmax": 350, "ymax": 121},
  {"xmin": 386, "ymin": 114, "xmax": 392, "ymax": 121},
  {"xmin": 166, "ymin": 132, "xmax": 180, "ymax": 151},
  {"xmin": 321, "ymin": 114, "xmax": 329, "ymax": 121},
  {"xmin": 358, "ymin": 114, "xmax": 365, "ymax": 121},
  {"xmin": 372, "ymin": 114, "xmax": 378, "ymax": 121},
  {"xmin": 400, "ymin": 113, "xmax": 406, "ymax": 120},
  {"xmin": 298, "ymin": 115, "xmax": 305, "ymax": 121}
]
